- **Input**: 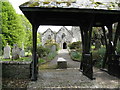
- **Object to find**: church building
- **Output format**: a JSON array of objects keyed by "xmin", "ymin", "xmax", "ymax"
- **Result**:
[{"xmin": 41, "ymin": 26, "xmax": 81, "ymax": 49}]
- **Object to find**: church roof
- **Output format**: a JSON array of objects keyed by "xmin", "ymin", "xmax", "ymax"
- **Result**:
[
  {"xmin": 20, "ymin": 0, "xmax": 119, "ymax": 10},
  {"xmin": 42, "ymin": 28, "xmax": 55, "ymax": 35},
  {"xmin": 56, "ymin": 26, "xmax": 73, "ymax": 37}
]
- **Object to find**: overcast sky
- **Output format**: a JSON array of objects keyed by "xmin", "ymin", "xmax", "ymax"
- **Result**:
[
  {"xmin": 9, "ymin": 0, "xmax": 29, "ymax": 14},
  {"xmin": 8, "ymin": 0, "xmax": 72, "ymax": 33}
]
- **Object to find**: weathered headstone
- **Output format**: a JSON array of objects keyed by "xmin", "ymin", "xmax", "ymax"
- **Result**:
[
  {"xmin": 20, "ymin": 43, "xmax": 25, "ymax": 57},
  {"xmin": 12, "ymin": 44, "xmax": 20, "ymax": 60},
  {"xmin": 51, "ymin": 45, "xmax": 56, "ymax": 52},
  {"xmin": 3, "ymin": 43, "xmax": 11, "ymax": 59}
]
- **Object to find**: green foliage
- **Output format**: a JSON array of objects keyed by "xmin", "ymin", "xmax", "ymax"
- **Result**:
[
  {"xmin": 118, "ymin": 3, "xmax": 120, "ymax": 7},
  {"xmin": 2, "ymin": 57, "xmax": 32, "ymax": 61},
  {"xmin": 1, "ymin": 1, "xmax": 26, "ymax": 48},
  {"xmin": 18, "ymin": 15, "xmax": 32, "ymax": 49},
  {"xmin": 38, "ymin": 58, "xmax": 46, "ymax": 63},
  {"xmin": 70, "ymin": 51, "xmax": 81, "ymax": 61},
  {"xmin": 37, "ymin": 45, "xmax": 50, "ymax": 58},
  {"xmin": 45, "ymin": 39, "xmax": 59, "ymax": 51},
  {"xmin": 37, "ymin": 33, "xmax": 42, "ymax": 45},
  {"xmin": 98, "ymin": 46, "xmax": 106, "ymax": 58},
  {"xmin": 92, "ymin": 46, "xmax": 106, "ymax": 68},
  {"xmin": 68, "ymin": 41, "xmax": 81, "ymax": 50},
  {"xmin": 1, "ymin": 1, "xmax": 34, "ymax": 52},
  {"xmin": 26, "ymin": 33, "xmax": 41, "ymax": 52},
  {"xmin": 47, "ymin": 51, "xmax": 57, "ymax": 60}
]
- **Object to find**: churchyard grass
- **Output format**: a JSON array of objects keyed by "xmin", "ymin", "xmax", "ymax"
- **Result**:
[
  {"xmin": 38, "ymin": 58, "xmax": 46, "ymax": 64},
  {"xmin": 2, "ymin": 57, "xmax": 32, "ymax": 62}
]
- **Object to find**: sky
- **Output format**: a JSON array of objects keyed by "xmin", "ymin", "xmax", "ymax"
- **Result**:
[{"xmin": 8, "ymin": 0, "xmax": 72, "ymax": 33}]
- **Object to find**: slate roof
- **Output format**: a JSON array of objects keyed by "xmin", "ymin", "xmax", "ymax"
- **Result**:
[
  {"xmin": 19, "ymin": 0, "xmax": 120, "ymax": 27},
  {"xmin": 56, "ymin": 26, "xmax": 73, "ymax": 37},
  {"xmin": 20, "ymin": 0, "xmax": 120, "ymax": 10},
  {"xmin": 42, "ymin": 28, "xmax": 55, "ymax": 35}
]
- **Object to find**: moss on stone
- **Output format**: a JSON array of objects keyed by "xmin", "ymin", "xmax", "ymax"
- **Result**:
[{"xmin": 29, "ymin": 2, "xmax": 39, "ymax": 7}]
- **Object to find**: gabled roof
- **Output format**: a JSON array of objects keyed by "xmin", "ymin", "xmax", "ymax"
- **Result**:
[
  {"xmin": 42, "ymin": 28, "xmax": 55, "ymax": 35},
  {"xmin": 56, "ymin": 26, "xmax": 73, "ymax": 37}
]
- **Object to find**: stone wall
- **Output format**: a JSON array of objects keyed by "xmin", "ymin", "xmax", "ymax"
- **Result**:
[{"xmin": 1, "ymin": 61, "xmax": 32, "ymax": 79}]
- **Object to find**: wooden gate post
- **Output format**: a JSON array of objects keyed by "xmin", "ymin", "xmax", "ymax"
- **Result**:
[
  {"xmin": 31, "ymin": 24, "xmax": 39, "ymax": 81},
  {"xmin": 101, "ymin": 26, "xmax": 108, "ymax": 68},
  {"xmin": 80, "ymin": 21, "xmax": 93, "ymax": 80},
  {"xmin": 101, "ymin": 22, "xmax": 120, "ymax": 77}
]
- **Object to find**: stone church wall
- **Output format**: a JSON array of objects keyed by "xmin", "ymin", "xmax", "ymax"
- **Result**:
[{"xmin": 41, "ymin": 26, "xmax": 82, "ymax": 49}]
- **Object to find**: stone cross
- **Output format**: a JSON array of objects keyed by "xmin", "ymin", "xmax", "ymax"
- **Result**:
[
  {"xmin": 12, "ymin": 44, "xmax": 20, "ymax": 60},
  {"xmin": 3, "ymin": 43, "xmax": 11, "ymax": 59}
]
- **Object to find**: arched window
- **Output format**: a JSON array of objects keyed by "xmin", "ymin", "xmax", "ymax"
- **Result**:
[
  {"xmin": 62, "ymin": 33, "xmax": 65, "ymax": 39},
  {"xmin": 48, "ymin": 35, "xmax": 51, "ymax": 39}
]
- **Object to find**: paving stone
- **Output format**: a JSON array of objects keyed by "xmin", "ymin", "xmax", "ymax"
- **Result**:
[{"xmin": 27, "ymin": 49, "xmax": 120, "ymax": 90}]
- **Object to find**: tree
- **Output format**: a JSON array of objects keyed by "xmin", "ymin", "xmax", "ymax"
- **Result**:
[
  {"xmin": 1, "ymin": 1, "xmax": 25, "ymax": 49},
  {"xmin": 18, "ymin": 15, "xmax": 32, "ymax": 49}
]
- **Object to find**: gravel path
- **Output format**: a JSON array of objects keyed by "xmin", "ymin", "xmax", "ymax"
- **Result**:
[
  {"xmin": 27, "ymin": 49, "xmax": 120, "ymax": 90},
  {"xmin": 39, "ymin": 49, "xmax": 80, "ymax": 69}
]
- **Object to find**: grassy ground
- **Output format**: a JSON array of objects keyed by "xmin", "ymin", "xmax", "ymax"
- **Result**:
[{"xmin": 2, "ymin": 57, "xmax": 32, "ymax": 62}]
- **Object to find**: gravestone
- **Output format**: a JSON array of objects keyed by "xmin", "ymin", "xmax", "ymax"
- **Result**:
[
  {"xmin": 3, "ymin": 43, "xmax": 11, "ymax": 59},
  {"xmin": 51, "ymin": 45, "xmax": 56, "ymax": 52},
  {"xmin": 20, "ymin": 43, "xmax": 25, "ymax": 57},
  {"xmin": 12, "ymin": 44, "xmax": 20, "ymax": 60}
]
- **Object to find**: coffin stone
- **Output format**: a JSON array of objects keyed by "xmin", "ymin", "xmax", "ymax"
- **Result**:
[{"xmin": 57, "ymin": 57, "xmax": 67, "ymax": 69}]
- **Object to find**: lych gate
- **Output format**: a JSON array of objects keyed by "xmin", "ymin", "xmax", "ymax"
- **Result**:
[{"xmin": 19, "ymin": 2, "xmax": 120, "ymax": 81}]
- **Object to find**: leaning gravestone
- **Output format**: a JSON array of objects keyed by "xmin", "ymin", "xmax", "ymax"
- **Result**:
[
  {"xmin": 3, "ymin": 43, "xmax": 11, "ymax": 59},
  {"xmin": 12, "ymin": 44, "xmax": 20, "ymax": 60}
]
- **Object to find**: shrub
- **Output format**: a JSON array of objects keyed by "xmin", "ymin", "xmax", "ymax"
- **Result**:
[
  {"xmin": 70, "ymin": 51, "xmax": 81, "ymax": 61},
  {"xmin": 38, "ymin": 58, "xmax": 46, "ymax": 64},
  {"xmin": 37, "ymin": 45, "xmax": 50, "ymax": 58},
  {"xmin": 68, "ymin": 41, "xmax": 82, "ymax": 50},
  {"xmin": 47, "ymin": 51, "xmax": 57, "ymax": 60},
  {"xmin": 45, "ymin": 39, "xmax": 59, "ymax": 51},
  {"xmin": 92, "ymin": 46, "xmax": 106, "ymax": 68}
]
